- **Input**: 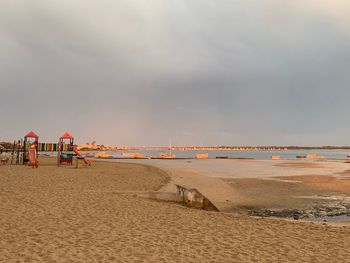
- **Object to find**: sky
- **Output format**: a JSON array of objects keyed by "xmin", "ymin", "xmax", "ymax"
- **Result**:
[{"xmin": 1, "ymin": 0, "xmax": 350, "ymax": 146}]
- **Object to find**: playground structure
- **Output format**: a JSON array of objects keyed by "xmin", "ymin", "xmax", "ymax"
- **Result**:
[
  {"xmin": 57, "ymin": 132, "xmax": 75, "ymax": 166},
  {"xmin": 23, "ymin": 131, "xmax": 39, "ymax": 166},
  {"xmin": 0, "ymin": 131, "xmax": 91, "ymax": 168},
  {"xmin": 28, "ymin": 143, "xmax": 39, "ymax": 168}
]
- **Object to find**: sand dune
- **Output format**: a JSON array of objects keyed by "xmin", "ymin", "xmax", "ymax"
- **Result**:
[{"xmin": 1, "ymin": 158, "xmax": 350, "ymax": 262}]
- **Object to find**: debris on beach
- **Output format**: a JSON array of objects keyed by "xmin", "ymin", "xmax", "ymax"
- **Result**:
[
  {"xmin": 175, "ymin": 184, "xmax": 219, "ymax": 211},
  {"xmin": 246, "ymin": 198, "xmax": 350, "ymax": 222}
]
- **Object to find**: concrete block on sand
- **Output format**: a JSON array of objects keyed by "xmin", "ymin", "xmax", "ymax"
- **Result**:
[
  {"xmin": 307, "ymin": 153, "xmax": 318, "ymax": 159},
  {"xmin": 271, "ymin": 155, "xmax": 281, "ymax": 160},
  {"xmin": 196, "ymin": 153, "xmax": 209, "ymax": 159},
  {"xmin": 94, "ymin": 152, "xmax": 112, "ymax": 158}
]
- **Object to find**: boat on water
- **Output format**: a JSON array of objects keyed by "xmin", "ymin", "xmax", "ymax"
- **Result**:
[
  {"xmin": 151, "ymin": 140, "xmax": 176, "ymax": 159},
  {"xmin": 151, "ymin": 152, "xmax": 176, "ymax": 159}
]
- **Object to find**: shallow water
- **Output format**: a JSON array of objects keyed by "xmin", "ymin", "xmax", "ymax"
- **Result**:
[
  {"xmin": 104, "ymin": 149, "xmax": 350, "ymax": 160},
  {"xmin": 40, "ymin": 149, "xmax": 350, "ymax": 160}
]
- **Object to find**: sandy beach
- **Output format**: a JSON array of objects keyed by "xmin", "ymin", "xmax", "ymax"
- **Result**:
[
  {"xmin": 1, "ymin": 157, "xmax": 350, "ymax": 262},
  {"xmin": 116, "ymin": 158, "xmax": 350, "ymax": 215},
  {"xmin": 3, "ymin": 0, "xmax": 350, "ymax": 261}
]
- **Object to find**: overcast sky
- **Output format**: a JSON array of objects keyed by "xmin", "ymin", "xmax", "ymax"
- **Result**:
[{"xmin": 1, "ymin": 0, "xmax": 350, "ymax": 146}]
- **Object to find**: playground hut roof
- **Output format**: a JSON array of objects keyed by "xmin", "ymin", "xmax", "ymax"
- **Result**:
[
  {"xmin": 60, "ymin": 132, "xmax": 74, "ymax": 139},
  {"xmin": 25, "ymin": 131, "xmax": 39, "ymax": 138}
]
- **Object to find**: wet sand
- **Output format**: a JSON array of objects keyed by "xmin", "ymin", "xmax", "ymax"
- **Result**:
[
  {"xmin": 224, "ymin": 176, "xmax": 350, "ymax": 219},
  {"xmin": 117, "ymin": 158, "xmax": 350, "ymax": 213},
  {"xmin": 115, "ymin": 158, "xmax": 350, "ymax": 179},
  {"xmin": 1, "ymin": 158, "xmax": 350, "ymax": 262},
  {"xmin": 221, "ymin": 162, "xmax": 350, "ymax": 211}
]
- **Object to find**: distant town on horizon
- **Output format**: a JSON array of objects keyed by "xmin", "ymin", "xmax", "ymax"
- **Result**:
[{"xmin": 2, "ymin": 140, "xmax": 350, "ymax": 152}]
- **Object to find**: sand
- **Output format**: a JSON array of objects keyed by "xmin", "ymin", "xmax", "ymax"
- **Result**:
[
  {"xmin": 276, "ymin": 173, "xmax": 350, "ymax": 193},
  {"xmin": 117, "ymin": 158, "xmax": 350, "ymax": 212},
  {"xmin": 224, "ymin": 177, "xmax": 350, "ymax": 211},
  {"xmin": 115, "ymin": 158, "xmax": 350, "ymax": 178},
  {"xmin": 1, "ymin": 158, "xmax": 350, "ymax": 262}
]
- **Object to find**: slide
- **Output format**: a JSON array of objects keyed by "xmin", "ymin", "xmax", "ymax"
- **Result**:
[
  {"xmin": 73, "ymin": 146, "xmax": 92, "ymax": 166},
  {"xmin": 28, "ymin": 148, "xmax": 38, "ymax": 168}
]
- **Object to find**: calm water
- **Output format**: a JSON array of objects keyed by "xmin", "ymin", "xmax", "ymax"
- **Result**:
[
  {"xmin": 40, "ymin": 149, "xmax": 350, "ymax": 160},
  {"xmin": 100, "ymin": 149, "xmax": 350, "ymax": 160}
]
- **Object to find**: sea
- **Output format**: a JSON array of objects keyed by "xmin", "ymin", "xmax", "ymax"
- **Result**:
[{"xmin": 84, "ymin": 149, "xmax": 350, "ymax": 160}]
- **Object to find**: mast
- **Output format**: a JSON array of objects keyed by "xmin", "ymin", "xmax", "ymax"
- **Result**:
[{"xmin": 169, "ymin": 139, "xmax": 172, "ymax": 156}]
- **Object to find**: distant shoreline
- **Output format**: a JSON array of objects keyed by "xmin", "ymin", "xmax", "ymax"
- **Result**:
[
  {"xmin": 78, "ymin": 146, "xmax": 350, "ymax": 151},
  {"xmin": 2, "ymin": 140, "xmax": 350, "ymax": 151}
]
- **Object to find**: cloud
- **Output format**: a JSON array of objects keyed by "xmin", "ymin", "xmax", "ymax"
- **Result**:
[
  {"xmin": 1, "ymin": 1, "xmax": 350, "ymax": 145},
  {"xmin": 285, "ymin": 0, "xmax": 350, "ymax": 34}
]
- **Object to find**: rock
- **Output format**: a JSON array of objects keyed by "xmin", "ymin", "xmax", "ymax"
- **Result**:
[
  {"xmin": 94, "ymin": 152, "xmax": 112, "ymax": 158},
  {"xmin": 271, "ymin": 155, "xmax": 281, "ymax": 160}
]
